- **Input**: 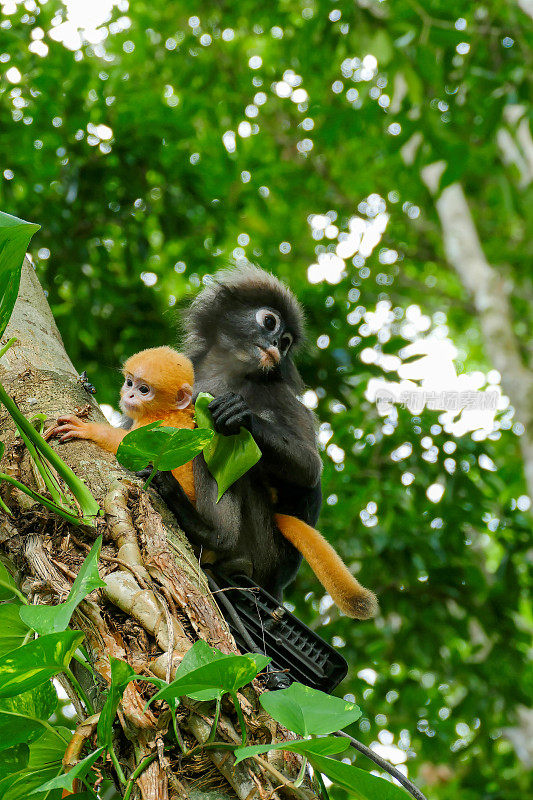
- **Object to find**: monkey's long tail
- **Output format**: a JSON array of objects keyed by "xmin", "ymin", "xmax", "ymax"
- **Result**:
[{"xmin": 275, "ymin": 513, "xmax": 378, "ymax": 620}]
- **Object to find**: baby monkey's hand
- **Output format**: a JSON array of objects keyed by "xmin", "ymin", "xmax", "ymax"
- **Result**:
[
  {"xmin": 53, "ymin": 414, "xmax": 93, "ymax": 442},
  {"xmin": 52, "ymin": 415, "xmax": 126, "ymax": 455}
]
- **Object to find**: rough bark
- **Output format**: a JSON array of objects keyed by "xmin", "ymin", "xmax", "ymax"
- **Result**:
[
  {"xmin": 0, "ymin": 259, "xmax": 317, "ymax": 800},
  {"xmin": 421, "ymin": 165, "xmax": 533, "ymax": 499}
]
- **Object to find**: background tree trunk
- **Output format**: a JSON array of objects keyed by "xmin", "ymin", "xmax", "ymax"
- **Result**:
[
  {"xmin": 422, "ymin": 165, "xmax": 533, "ymax": 499},
  {"xmin": 0, "ymin": 259, "xmax": 315, "ymax": 800}
]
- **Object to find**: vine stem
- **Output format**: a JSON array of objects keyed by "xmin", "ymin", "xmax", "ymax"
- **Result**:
[
  {"xmin": 109, "ymin": 744, "xmax": 127, "ymax": 785},
  {"xmin": 171, "ymin": 708, "xmax": 187, "ymax": 753},
  {"xmin": 0, "ymin": 337, "xmax": 17, "ymax": 360},
  {"xmin": 65, "ymin": 667, "xmax": 95, "ymax": 716},
  {"xmin": 123, "ymin": 754, "xmax": 157, "ymax": 800},
  {"xmin": 293, "ymin": 755, "xmax": 308, "ymax": 788},
  {"xmin": 0, "ymin": 368, "xmax": 100, "ymax": 517},
  {"xmin": 0, "ymin": 578, "xmax": 27, "ymax": 604},
  {"xmin": 334, "ymin": 730, "xmax": 428, "ymax": 800},
  {"xmin": 230, "ymin": 691, "xmax": 247, "ymax": 744},
  {"xmin": 207, "ymin": 695, "xmax": 222, "ymax": 743},
  {"xmin": 0, "ymin": 471, "xmax": 87, "ymax": 525},
  {"xmin": 141, "ymin": 465, "xmax": 158, "ymax": 492},
  {"xmin": 313, "ymin": 767, "xmax": 330, "ymax": 800}
]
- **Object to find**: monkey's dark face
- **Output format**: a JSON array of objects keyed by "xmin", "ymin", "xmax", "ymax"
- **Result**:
[
  {"xmin": 219, "ymin": 304, "xmax": 294, "ymax": 376},
  {"xmin": 254, "ymin": 307, "xmax": 294, "ymax": 368}
]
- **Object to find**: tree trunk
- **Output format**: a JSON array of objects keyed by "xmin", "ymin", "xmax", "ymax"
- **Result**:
[
  {"xmin": 0, "ymin": 259, "xmax": 316, "ymax": 800},
  {"xmin": 422, "ymin": 165, "xmax": 533, "ymax": 499}
]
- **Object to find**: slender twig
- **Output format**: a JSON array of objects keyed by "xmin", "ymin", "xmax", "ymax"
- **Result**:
[{"xmin": 334, "ymin": 731, "xmax": 428, "ymax": 800}]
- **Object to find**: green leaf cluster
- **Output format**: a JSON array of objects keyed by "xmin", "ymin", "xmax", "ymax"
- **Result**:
[
  {"xmin": 195, "ymin": 392, "xmax": 262, "ymax": 500},
  {"xmin": 0, "ymin": 212, "xmax": 100, "ymax": 525},
  {"xmin": 1, "ymin": 2, "xmax": 531, "ymax": 796},
  {"xmin": 0, "ymin": 545, "xmax": 108, "ymax": 796}
]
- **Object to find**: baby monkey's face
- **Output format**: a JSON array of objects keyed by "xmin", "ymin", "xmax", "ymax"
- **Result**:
[{"xmin": 120, "ymin": 373, "xmax": 155, "ymax": 418}]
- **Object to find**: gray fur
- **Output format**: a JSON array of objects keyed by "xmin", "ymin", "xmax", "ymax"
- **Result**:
[{"xmin": 181, "ymin": 266, "xmax": 322, "ymax": 598}]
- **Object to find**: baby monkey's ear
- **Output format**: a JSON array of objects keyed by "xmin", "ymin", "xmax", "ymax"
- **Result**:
[{"xmin": 175, "ymin": 383, "xmax": 193, "ymax": 410}]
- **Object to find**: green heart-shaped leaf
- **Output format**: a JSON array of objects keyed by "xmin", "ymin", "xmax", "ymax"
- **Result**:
[
  {"xmin": 194, "ymin": 393, "xmax": 262, "ymax": 501},
  {"xmin": 0, "ymin": 605, "xmax": 30, "ymax": 657},
  {"xmin": 0, "ymin": 744, "xmax": 30, "ymax": 782},
  {"xmin": 116, "ymin": 421, "xmax": 214, "ymax": 472},
  {"xmin": 0, "ymin": 211, "xmax": 40, "ymax": 338},
  {"xmin": 260, "ymin": 682, "xmax": 361, "ymax": 736},
  {"xmin": 172, "ymin": 639, "xmax": 229, "ymax": 701},
  {"xmin": 0, "ymin": 563, "xmax": 19, "ymax": 602},
  {"xmin": 20, "ymin": 537, "xmax": 106, "ymax": 634},
  {"xmin": 148, "ymin": 652, "xmax": 270, "ymax": 707},
  {"xmin": 309, "ymin": 752, "xmax": 411, "ymax": 800},
  {"xmin": 31, "ymin": 745, "xmax": 105, "ymax": 794},
  {"xmin": 233, "ymin": 734, "xmax": 349, "ymax": 764},
  {"xmin": 0, "ymin": 726, "xmax": 70, "ymax": 800},
  {"xmin": 0, "ymin": 680, "xmax": 58, "ymax": 750},
  {"xmin": 0, "ymin": 630, "xmax": 85, "ymax": 698}
]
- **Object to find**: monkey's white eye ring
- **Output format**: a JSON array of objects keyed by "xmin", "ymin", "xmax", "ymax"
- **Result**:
[
  {"xmin": 256, "ymin": 308, "xmax": 281, "ymax": 333},
  {"xmin": 138, "ymin": 385, "xmax": 150, "ymax": 395}
]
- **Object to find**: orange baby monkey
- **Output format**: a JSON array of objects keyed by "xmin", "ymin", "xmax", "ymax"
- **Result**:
[
  {"xmin": 54, "ymin": 346, "xmax": 377, "ymax": 619},
  {"xmin": 54, "ymin": 347, "xmax": 196, "ymax": 502}
]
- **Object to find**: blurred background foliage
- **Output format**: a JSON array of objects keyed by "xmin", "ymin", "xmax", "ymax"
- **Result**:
[{"xmin": 1, "ymin": 1, "xmax": 532, "ymax": 797}]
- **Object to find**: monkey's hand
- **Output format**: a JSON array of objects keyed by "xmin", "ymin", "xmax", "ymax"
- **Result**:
[
  {"xmin": 52, "ymin": 415, "xmax": 126, "ymax": 455},
  {"xmin": 208, "ymin": 393, "xmax": 254, "ymax": 437},
  {"xmin": 53, "ymin": 415, "xmax": 95, "ymax": 442}
]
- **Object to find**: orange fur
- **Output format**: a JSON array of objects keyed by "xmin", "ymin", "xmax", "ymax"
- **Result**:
[
  {"xmin": 55, "ymin": 347, "xmax": 377, "ymax": 619},
  {"xmin": 122, "ymin": 348, "xmax": 196, "ymax": 501},
  {"xmin": 275, "ymin": 514, "xmax": 378, "ymax": 620},
  {"xmin": 54, "ymin": 347, "xmax": 196, "ymax": 502}
]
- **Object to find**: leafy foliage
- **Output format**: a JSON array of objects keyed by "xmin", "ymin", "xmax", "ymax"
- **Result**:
[
  {"xmin": 97, "ymin": 657, "xmax": 135, "ymax": 747},
  {"xmin": 147, "ymin": 651, "xmax": 271, "ymax": 707},
  {"xmin": 0, "ymin": 727, "xmax": 71, "ymax": 800},
  {"xmin": 195, "ymin": 392, "xmax": 262, "ymax": 500},
  {"xmin": 32, "ymin": 746, "xmax": 106, "ymax": 795},
  {"xmin": 20, "ymin": 536, "xmax": 106, "ymax": 634},
  {"xmin": 260, "ymin": 682, "xmax": 361, "ymax": 736},
  {"xmin": 0, "ymin": 681, "xmax": 58, "ymax": 750},
  {"xmin": 309, "ymin": 752, "xmax": 412, "ymax": 800},
  {"xmin": 0, "ymin": 1, "xmax": 531, "ymax": 796},
  {"xmin": 233, "ymin": 735, "xmax": 349, "ymax": 765},
  {"xmin": 0, "ymin": 605, "xmax": 31, "ymax": 657},
  {"xmin": 116, "ymin": 420, "xmax": 214, "ymax": 474},
  {"xmin": 0, "ymin": 562, "xmax": 21, "ymax": 602},
  {"xmin": 0, "ymin": 211, "xmax": 39, "ymax": 338},
  {"xmin": 0, "ymin": 630, "xmax": 85, "ymax": 698}
]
